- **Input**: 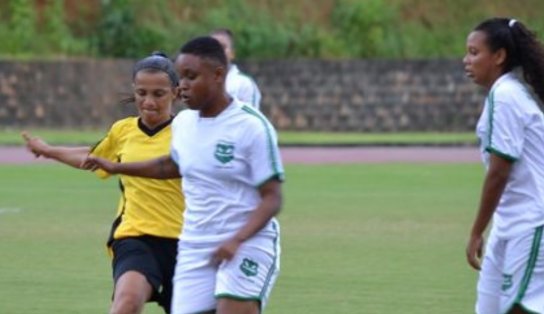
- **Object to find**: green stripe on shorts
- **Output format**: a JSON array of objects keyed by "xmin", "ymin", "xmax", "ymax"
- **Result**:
[
  {"xmin": 215, "ymin": 293, "xmax": 260, "ymax": 301},
  {"xmin": 512, "ymin": 226, "xmax": 543, "ymax": 311},
  {"xmin": 260, "ymin": 220, "xmax": 280, "ymax": 299}
]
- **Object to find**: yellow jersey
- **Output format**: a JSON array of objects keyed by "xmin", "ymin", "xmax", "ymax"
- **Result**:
[{"xmin": 90, "ymin": 117, "xmax": 184, "ymax": 245}]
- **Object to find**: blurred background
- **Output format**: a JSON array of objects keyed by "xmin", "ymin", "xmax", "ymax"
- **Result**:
[
  {"xmin": 2, "ymin": 0, "xmax": 543, "ymax": 59},
  {"xmin": 2, "ymin": 2, "xmax": 539, "ymax": 313},
  {"xmin": 1, "ymin": 0, "xmax": 543, "ymax": 133}
]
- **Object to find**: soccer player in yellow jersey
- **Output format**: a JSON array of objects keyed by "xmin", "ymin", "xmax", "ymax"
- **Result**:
[{"xmin": 22, "ymin": 52, "xmax": 183, "ymax": 314}]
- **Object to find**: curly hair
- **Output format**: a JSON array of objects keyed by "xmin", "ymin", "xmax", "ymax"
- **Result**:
[{"xmin": 475, "ymin": 17, "xmax": 544, "ymax": 104}]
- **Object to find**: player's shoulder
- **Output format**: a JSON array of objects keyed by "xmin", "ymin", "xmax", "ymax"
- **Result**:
[
  {"xmin": 109, "ymin": 116, "xmax": 138, "ymax": 133},
  {"xmin": 493, "ymin": 75, "xmax": 538, "ymax": 111},
  {"xmin": 231, "ymin": 64, "xmax": 258, "ymax": 84},
  {"xmin": 232, "ymin": 100, "xmax": 273, "ymax": 130},
  {"xmin": 98, "ymin": 116, "xmax": 139, "ymax": 144},
  {"xmin": 238, "ymin": 72, "xmax": 258, "ymax": 89},
  {"xmin": 174, "ymin": 108, "xmax": 197, "ymax": 122},
  {"xmin": 172, "ymin": 108, "xmax": 198, "ymax": 130},
  {"xmin": 237, "ymin": 70, "xmax": 255, "ymax": 81},
  {"xmin": 233, "ymin": 99, "xmax": 260, "ymax": 116},
  {"xmin": 495, "ymin": 80, "xmax": 519, "ymax": 97},
  {"xmin": 492, "ymin": 73, "xmax": 524, "ymax": 98}
]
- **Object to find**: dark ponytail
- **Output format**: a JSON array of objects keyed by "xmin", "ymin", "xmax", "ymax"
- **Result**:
[
  {"xmin": 475, "ymin": 18, "xmax": 544, "ymax": 104},
  {"xmin": 509, "ymin": 21, "xmax": 544, "ymax": 104}
]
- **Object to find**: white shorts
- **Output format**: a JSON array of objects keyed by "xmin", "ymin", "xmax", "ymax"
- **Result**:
[
  {"xmin": 476, "ymin": 226, "xmax": 544, "ymax": 314},
  {"xmin": 170, "ymin": 230, "xmax": 281, "ymax": 314}
]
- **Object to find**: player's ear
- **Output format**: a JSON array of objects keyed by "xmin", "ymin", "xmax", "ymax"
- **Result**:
[
  {"xmin": 214, "ymin": 65, "xmax": 226, "ymax": 84},
  {"xmin": 494, "ymin": 48, "xmax": 507, "ymax": 67},
  {"xmin": 173, "ymin": 86, "xmax": 181, "ymax": 99}
]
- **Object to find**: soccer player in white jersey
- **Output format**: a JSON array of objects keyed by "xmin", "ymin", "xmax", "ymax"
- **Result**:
[
  {"xmin": 211, "ymin": 28, "xmax": 262, "ymax": 109},
  {"xmin": 463, "ymin": 17, "xmax": 544, "ymax": 314},
  {"xmin": 83, "ymin": 36, "xmax": 284, "ymax": 314}
]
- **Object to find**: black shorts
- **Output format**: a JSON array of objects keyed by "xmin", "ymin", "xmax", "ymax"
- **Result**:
[{"xmin": 111, "ymin": 236, "xmax": 178, "ymax": 313}]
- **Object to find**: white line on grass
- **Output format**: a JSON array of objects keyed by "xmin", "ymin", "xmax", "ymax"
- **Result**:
[{"xmin": 0, "ymin": 208, "xmax": 22, "ymax": 214}]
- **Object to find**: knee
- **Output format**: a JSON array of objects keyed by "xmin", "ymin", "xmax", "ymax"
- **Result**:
[
  {"xmin": 507, "ymin": 304, "xmax": 528, "ymax": 314},
  {"xmin": 110, "ymin": 291, "xmax": 146, "ymax": 314}
]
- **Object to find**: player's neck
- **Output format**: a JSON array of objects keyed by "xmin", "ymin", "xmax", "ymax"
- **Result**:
[{"xmin": 199, "ymin": 95, "xmax": 231, "ymax": 118}]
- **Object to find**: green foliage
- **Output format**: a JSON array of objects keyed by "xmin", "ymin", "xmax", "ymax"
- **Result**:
[
  {"xmin": 42, "ymin": 1, "xmax": 87, "ymax": 55},
  {"xmin": 201, "ymin": 0, "xmax": 295, "ymax": 58},
  {"xmin": 93, "ymin": 0, "xmax": 166, "ymax": 58},
  {"xmin": 1, "ymin": 0, "xmax": 544, "ymax": 59},
  {"xmin": 0, "ymin": 0, "xmax": 86, "ymax": 57},
  {"xmin": 330, "ymin": 0, "xmax": 400, "ymax": 57},
  {"xmin": 2, "ymin": 0, "xmax": 36, "ymax": 55}
]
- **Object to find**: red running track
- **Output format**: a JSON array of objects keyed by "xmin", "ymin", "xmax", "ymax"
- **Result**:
[{"xmin": 1, "ymin": 146, "xmax": 480, "ymax": 165}]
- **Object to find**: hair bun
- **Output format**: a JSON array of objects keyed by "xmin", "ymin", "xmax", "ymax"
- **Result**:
[{"xmin": 151, "ymin": 51, "xmax": 168, "ymax": 58}]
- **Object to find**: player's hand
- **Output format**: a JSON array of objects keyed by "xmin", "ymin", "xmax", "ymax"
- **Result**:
[
  {"xmin": 81, "ymin": 156, "xmax": 117, "ymax": 173},
  {"xmin": 466, "ymin": 233, "xmax": 484, "ymax": 270},
  {"xmin": 211, "ymin": 237, "xmax": 243, "ymax": 264},
  {"xmin": 21, "ymin": 131, "xmax": 49, "ymax": 158}
]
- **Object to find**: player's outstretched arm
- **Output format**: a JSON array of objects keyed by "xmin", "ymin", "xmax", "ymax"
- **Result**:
[
  {"xmin": 82, "ymin": 155, "xmax": 180, "ymax": 179},
  {"xmin": 22, "ymin": 131, "xmax": 90, "ymax": 169}
]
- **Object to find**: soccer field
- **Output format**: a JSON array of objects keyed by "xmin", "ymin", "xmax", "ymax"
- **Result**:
[{"xmin": 0, "ymin": 163, "xmax": 482, "ymax": 313}]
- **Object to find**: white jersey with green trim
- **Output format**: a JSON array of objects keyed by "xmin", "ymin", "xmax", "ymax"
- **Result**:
[
  {"xmin": 171, "ymin": 99, "xmax": 284, "ymax": 243},
  {"xmin": 226, "ymin": 64, "xmax": 262, "ymax": 110},
  {"xmin": 476, "ymin": 72, "xmax": 544, "ymax": 238}
]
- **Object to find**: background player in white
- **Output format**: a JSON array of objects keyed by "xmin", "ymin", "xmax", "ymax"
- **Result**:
[
  {"xmin": 83, "ymin": 36, "xmax": 284, "ymax": 314},
  {"xmin": 210, "ymin": 28, "xmax": 262, "ymax": 110},
  {"xmin": 464, "ymin": 17, "xmax": 544, "ymax": 314}
]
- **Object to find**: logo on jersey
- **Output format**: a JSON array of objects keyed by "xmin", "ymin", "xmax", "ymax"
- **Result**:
[
  {"xmin": 502, "ymin": 274, "xmax": 513, "ymax": 291},
  {"xmin": 214, "ymin": 141, "xmax": 235, "ymax": 164},
  {"xmin": 240, "ymin": 258, "xmax": 259, "ymax": 277}
]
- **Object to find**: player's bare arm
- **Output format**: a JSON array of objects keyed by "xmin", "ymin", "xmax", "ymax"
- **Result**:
[
  {"xmin": 82, "ymin": 155, "xmax": 180, "ymax": 179},
  {"xmin": 212, "ymin": 178, "xmax": 282, "ymax": 262},
  {"xmin": 466, "ymin": 154, "xmax": 512, "ymax": 270},
  {"xmin": 22, "ymin": 131, "xmax": 90, "ymax": 168}
]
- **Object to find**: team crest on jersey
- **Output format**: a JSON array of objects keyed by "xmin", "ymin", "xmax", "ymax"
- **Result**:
[
  {"xmin": 240, "ymin": 258, "xmax": 259, "ymax": 277},
  {"xmin": 502, "ymin": 274, "xmax": 513, "ymax": 291},
  {"xmin": 214, "ymin": 141, "xmax": 235, "ymax": 164}
]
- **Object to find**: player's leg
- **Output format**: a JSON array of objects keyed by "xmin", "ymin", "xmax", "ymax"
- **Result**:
[
  {"xmin": 215, "ymin": 230, "xmax": 280, "ymax": 314},
  {"xmin": 508, "ymin": 304, "xmax": 532, "ymax": 314},
  {"xmin": 170, "ymin": 240, "xmax": 217, "ymax": 314},
  {"xmin": 110, "ymin": 271, "xmax": 153, "ymax": 314},
  {"xmin": 151, "ymin": 237, "xmax": 179, "ymax": 313},
  {"xmin": 475, "ymin": 231, "xmax": 505, "ymax": 314},
  {"xmin": 110, "ymin": 237, "xmax": 164, "ymax": 314},
  {"xmin": 502, "ymin": 226, "xmax": 544, "ymax": 314},
  {"xmin": 216, "ymin": 299, "xmax": 260, "ymax": 314}
]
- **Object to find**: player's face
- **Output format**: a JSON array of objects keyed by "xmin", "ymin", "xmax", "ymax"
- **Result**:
[
  {"xmin": 463, "ymin": 30, "xmax": 504, "ymax": 89},
  {"xmin": 133, "ymin": 71, "xmax": 177, "ymax": 128},
  {"xmin": 175, "ymin": 53, "xmax": 224, "ymax": 112},
  {"xmin": 211, "ymin": 33, "xmax": 234, "ymax": 62}
]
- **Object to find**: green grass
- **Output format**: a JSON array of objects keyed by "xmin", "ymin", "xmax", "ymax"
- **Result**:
[
  {"xmin": 1, "ymin": 128, "xmax": 476, "ymax": 146},
  {"xmin": 1, "ymin": 129, "xmax": 107, "ymax": 146},
  {"xmin": 278, "ymin": 131, "xmax": 476, "ymax": 145},
  {"xmin": 0, "ymin": 163, "xmax": 482, "ymax": 313}
]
